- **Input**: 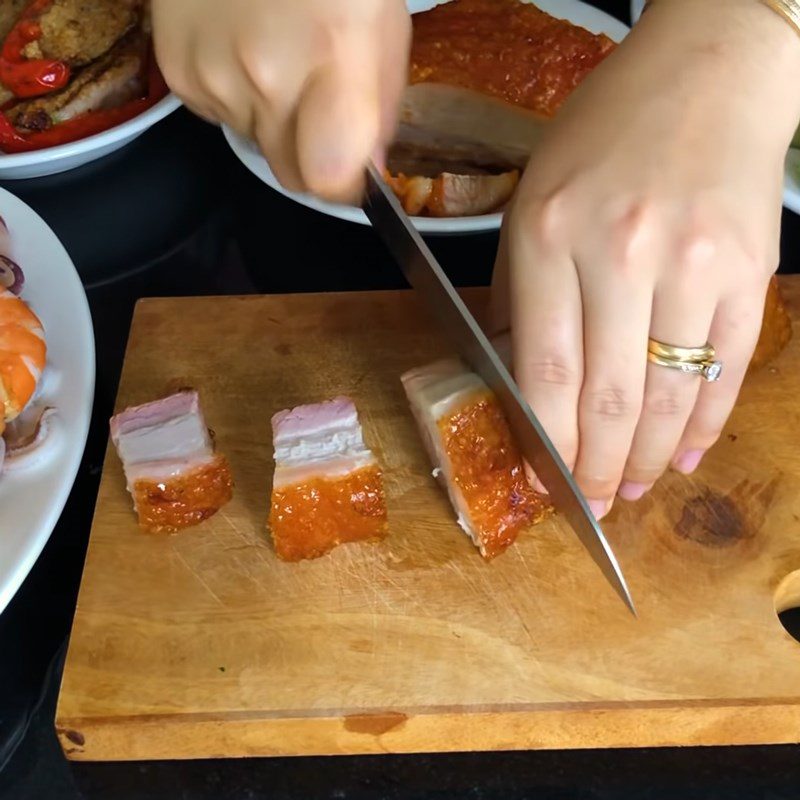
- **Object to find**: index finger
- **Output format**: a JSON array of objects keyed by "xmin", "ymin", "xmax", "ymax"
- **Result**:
[{"xmin": 507, "ymin": 199, "xmax": 584, "ymax": 486}]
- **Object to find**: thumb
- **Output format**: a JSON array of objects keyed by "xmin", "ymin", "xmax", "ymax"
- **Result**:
[{"xmin": 295, "ymin": 53, "xmax": 381, "ymax": 204}]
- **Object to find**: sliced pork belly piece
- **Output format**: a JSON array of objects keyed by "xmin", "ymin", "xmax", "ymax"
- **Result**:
[
  {"xmin": 269, "ymin": 397, "xmax": 387, "ymax": 562},
  {"xmin": 402, "ymin": 359, "xmax": 552, "ymax": 560},
  {"xmin": 110, "ymin": 389, "xmax": 233, "ymax": 532}
]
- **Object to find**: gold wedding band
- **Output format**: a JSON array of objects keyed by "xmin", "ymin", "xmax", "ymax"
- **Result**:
[
  {"xmin": 647, "ymin": 338, "xmax": 723, "ymax": 382},
  {"xmin": 646, "ymin": 340, "xmax": 714, "ymax": 362}
]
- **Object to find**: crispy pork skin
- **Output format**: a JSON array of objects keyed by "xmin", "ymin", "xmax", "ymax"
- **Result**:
[{"xmin": 409, "ymin": 0, "xmax": 615, "ymax": 116}]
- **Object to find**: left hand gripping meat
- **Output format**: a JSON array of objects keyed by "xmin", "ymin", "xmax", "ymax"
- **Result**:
[{"xmin": 109, "ymin": 389, "xmax": 234, "ymax": 532}]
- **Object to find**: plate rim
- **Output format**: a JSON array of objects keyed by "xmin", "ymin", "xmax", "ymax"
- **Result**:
[
  {"xmin": 0, "ymin": 93, "xmax": 182, "ymax": 170},
  {"xmin": 0, "ymin": 187, "xmax": 95, "ymax": 614}
]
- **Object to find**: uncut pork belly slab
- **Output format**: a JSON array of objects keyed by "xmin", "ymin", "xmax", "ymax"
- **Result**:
[
  {"xmin": 402, "ymin": 358, "xmax": 551, "ymax": 560},
  {"xmin": 269, "ymin": 396, "xmax": 388, "ymax": 562},
  {"xmin": 391, "ymin": 0, "xmax": 616, "ymax": 174},
  {"xmin": 110, "ymin": 389, "xmax": 233, "ymax": 532}
]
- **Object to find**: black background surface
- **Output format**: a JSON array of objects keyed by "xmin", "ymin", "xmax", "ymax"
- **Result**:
[{"xmin": 2, "ymin": 1, "xmax": 800, "ymax": 796}]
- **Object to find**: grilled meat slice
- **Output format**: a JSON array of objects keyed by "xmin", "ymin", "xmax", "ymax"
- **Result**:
[{"xmin": 8, "ymin": 32, "xmax": 144, "ymax": 131}]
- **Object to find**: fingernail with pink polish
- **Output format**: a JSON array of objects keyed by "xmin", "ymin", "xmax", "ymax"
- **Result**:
[
  {"xmin": 588, "ymin": 498, "xmax": 610, "ymax": 520},
  {"xmin": 673, "ymin": 449, "xmax": 705, "ymax": 475},
  {"xmin": 617, "ymin": 481, "xmax": 653, "ymax": 502}
]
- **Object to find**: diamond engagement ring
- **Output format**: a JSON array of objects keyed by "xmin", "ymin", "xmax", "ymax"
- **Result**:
[{"xmin": 646, "ymin": 339, "xmax": 723, "ymax": 382}]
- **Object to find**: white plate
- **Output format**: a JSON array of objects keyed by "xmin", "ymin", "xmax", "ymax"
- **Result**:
[
  {"xmin": 0, "ymin": 93, "xmax": 182, "ymax": 180},
  {"xmin": 223, "ymin": 0, "xmax": 630, "ymax": 235},
  {"xmin": 630, "ymin": 0, "xmax": 800, "ymax": 217},
  {"xmin": 0, "ymin": 187, "xmax": 94, "ymax": 614}
]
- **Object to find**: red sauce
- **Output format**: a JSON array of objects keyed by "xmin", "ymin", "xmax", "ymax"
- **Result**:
[
  {"xmin": 410, "ymin": 0, "xmax": 616, "ymax": 117},
  {"xmin": 0, "ymin": 0, "xmax": 70, "ymax": 99},
  {"xmin": 438, "ymin": 390, "xmax": 552, "ymax": 559},
  {"xmin": 132, "ymin": 455, "xmax": 234, "ymax": 533},
  {"xmin": 269, "ymin": 466, "xmax": 388, "ymax": 561}
]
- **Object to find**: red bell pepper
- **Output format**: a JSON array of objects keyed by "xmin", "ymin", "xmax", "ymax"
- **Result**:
[{"xmin": 0, "ymin": 0, "xmax": 70, "ymax": 99}]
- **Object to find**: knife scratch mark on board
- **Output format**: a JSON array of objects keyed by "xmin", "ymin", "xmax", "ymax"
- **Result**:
[{"xmin": 172, "ymin": 548, "xmax": 225, "ymax": 608}]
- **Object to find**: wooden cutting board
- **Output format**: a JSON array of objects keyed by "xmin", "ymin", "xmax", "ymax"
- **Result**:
[{"xmin": 56, "ymin": 280, "xmax": 800, "ymax": 761}]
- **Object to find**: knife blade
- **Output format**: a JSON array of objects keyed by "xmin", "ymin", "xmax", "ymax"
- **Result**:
[{"xmin": 363, "ymin": 162, "xmax": 635, "ymax": 615}]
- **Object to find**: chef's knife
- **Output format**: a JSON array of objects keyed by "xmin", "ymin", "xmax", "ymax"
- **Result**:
[{"xmin": 363, "ymin": 162, "xmax": 635, "ymax": 615}]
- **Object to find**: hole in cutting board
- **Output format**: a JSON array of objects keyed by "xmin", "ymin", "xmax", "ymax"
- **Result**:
[{"xmin": 775, "ymin": 570, "xmax": 800, "ymax": 644}]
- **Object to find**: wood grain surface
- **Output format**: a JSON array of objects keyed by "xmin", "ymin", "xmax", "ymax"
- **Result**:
[{"xmin": 55, "ymin": 279, "xmax": 800, "ymax": 760}]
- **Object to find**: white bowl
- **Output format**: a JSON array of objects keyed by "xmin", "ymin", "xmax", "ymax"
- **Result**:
[
  {"xmin": 224, "ymin": 0, "xmax": 631, "ymax": 235},
  {"xmin": 0, "ymin": 93, "xmax": 182, "ymax": 180}
]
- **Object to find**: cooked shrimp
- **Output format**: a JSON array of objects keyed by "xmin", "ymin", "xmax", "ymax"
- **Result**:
[{"xmin": 0, "ymin": 288, "xmax": 46, "ymax": 435}]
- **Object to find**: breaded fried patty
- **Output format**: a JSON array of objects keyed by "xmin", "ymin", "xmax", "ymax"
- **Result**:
[{"xmin": 21, "ymin": 0, "xmax": 140, "ymax": 66}]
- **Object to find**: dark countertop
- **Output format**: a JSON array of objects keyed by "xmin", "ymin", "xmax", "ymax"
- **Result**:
[{"xmin": 2, "ymin": 2, "xmax": 800, "ymax": 796}]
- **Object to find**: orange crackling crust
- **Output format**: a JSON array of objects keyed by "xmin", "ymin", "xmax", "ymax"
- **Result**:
[
  {"xmin": 132, "ymin": 454, "xmax": 234, "ymax": 532},
  {"xmin": 409, "ymin": 0, "xmax": 616, "ymax": 117},
  {"xmin": 437, "ymin": 389, "xmax": 553, "ymax": 559},
  {"xmin": 269, "ymin": 465, "xmax": 388, "ymax": 562}
]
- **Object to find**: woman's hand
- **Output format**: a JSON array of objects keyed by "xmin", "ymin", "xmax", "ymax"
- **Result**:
[
  {"xmin": 491, "ymin": 0, "xmax": 800, "ymax": 519},
  {"xmin": 151, "ymin": 0, "xmax": 411, "ymax": 202}
]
